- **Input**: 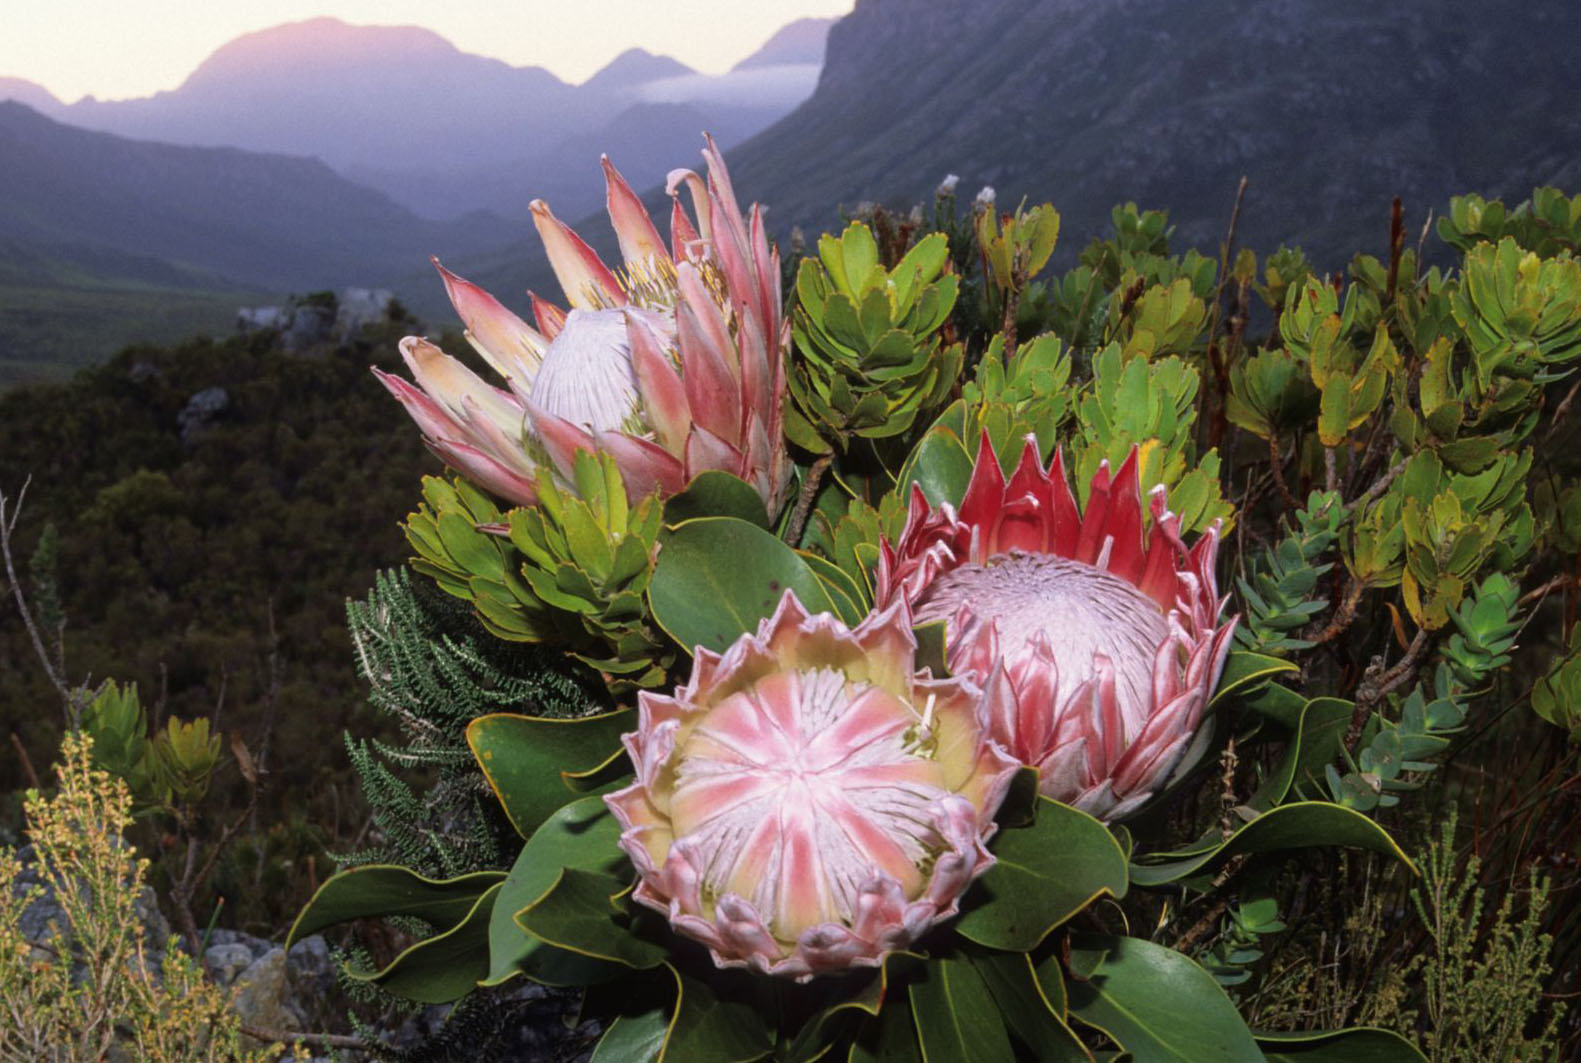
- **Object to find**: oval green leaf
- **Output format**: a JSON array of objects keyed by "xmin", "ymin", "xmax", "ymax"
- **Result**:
[
  {"xmin": 1255, "ymin": 1027, "xmax": 1426, "ymax": 1062},
  {"xmin": 1066, "ymin": 934, "xmax": 1263, "ymax": 1063},
  {"xmin": 1212, "ymin": 651, "xmax": 1300, "ymax": 707},
  {"xmin": 663, "ymin": 470, "xmax": 771, "ymax": 529},
  {"xmin": 908, "ymin": 956, "xmax": 1016, "ymax": 1063},
  {"xmin": 485, "ymin": 794, "xmax": 629, "ymax": 987},
  {"xmin": 896, "ymin": 425, "xmax": 974, "ymax": 508},
  {"xmin": 351, "ymin": 881, "xmax": 499, "ymax": 1004},
  {"xmin": 287, "ymin": 865, "xmax": 503, "ymax": 946},
  {"xmin": 467, "ymin": 709, "xmax": 634, "ymax": 839},
  {"xmin": 955, "ymin": 797, "xmax": 1129, "ymax": 950},
  {"xmin": 1130, "ymin": 801, "xmax": 1415, "ymax": 887},
  {"xmin": 514, "ymin": 867, "xmax": 667, "ymax": 969},
  {"xmin": 648, "ymin": 516, "xmax": 839, "ymax": 654}
]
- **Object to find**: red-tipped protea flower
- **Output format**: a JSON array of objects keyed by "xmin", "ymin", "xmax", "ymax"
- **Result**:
[
  {"xmin": 374, "ymin": 136, "xmax": 791, "ymax": 512},
  {"xmin": 876, "ymin": 434, "xmax": 1237, "ymax": 821},
  {"xmin": 605, "ymin": 592, "xmax": 1018, "ymax": 980}
]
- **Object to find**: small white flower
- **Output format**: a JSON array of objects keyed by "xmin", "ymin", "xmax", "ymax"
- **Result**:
[{"xmin": 937, "ymin": 173, "xmax": 960, "ymax": 195}]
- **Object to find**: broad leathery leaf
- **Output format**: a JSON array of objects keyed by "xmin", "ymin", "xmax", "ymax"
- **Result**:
[
  {"xmin": 351, "ymin": 882, "xmax": 499, "ymax": 1003},
  {"xmin": 1066, "ymin": 935, "xmax": 1262, "ymax": 1063},
  {"xmin": 514, "ymin": 868, "xmax": 666, "ymax": 969},
  {"xmin": 908, "ymin": 956, "xmax": 1016, "ymax": 1063},
  {"xmin": 1129, "ymin": 801, "xmax": 1414, "ymax": 887},
  {"xmin": 662, "ymin": 470, "xmax": 771, "ymax": 529},
  {"xmin": 484, "ymin": 795, "xmax": 628, "ymax": 987},
  {"xmin": 1256, "ymin": 1027, "xmax": 1426, "ymax": 1062},
  {"xmin": 648, "ymin": 516, "xmax": 839, "ymax": 654},
  {"xmin": 287, "ymin": 865, "xmax": 503, "ymax": 946},
  {"xmin": 468, "ymin": 709, "xmax": 634, "ymax": 839},
  {"xmin": 956, "ymin": 797, "xmax": 1128, "ymax": 950},
  {"xmin": 971, "ymin": 950, "xmax": 1092, "ymax": 1061}
]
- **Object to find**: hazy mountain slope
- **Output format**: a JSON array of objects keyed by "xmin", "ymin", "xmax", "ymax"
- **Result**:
[
  {"xmin": 0, "ymin": 102, "xmax": 510, "ymax": 293},
  {"xmin": 11, "ymin": 17, "xmax": 825, "ymax": 222},
  {"xmin": 722, "ymin": 0, "xmax": 1581, "ymax": 266},
  {"xmin": 732, "ymin": 17, "xmax": 834, "ymax": 69}
]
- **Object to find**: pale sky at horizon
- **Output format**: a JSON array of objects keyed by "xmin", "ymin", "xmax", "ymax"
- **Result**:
[{"xmin": 2, "ymin": 0, "xmax": 854, "ymax": 104}]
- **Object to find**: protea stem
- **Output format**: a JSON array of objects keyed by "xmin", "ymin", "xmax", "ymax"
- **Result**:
[{"xmin": 786, "ymin": 453, "xmax": 834, "ymax": 546}]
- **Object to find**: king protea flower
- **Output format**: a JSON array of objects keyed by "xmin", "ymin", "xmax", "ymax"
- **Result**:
[
  {"xmin": 374, "ymin": 136, "xmax": 791, "ymax": 513},
  {"xmin": 605, "ymin": 591, "xmax": 1017, "ymax": 980},
  {"xmin": 876, "ymin": 434, "xmax": 1237, "ymax": 821}
]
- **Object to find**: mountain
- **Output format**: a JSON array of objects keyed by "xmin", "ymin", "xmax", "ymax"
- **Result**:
[
  {"xmin": 0, "ymin": 77, "xmax": 59, "ymax": 113},
  {"xmin": 9, "ymin": 17, "xmax": 825, "ymax": 223},
  {"xmin": 732, "ymin": 17, "xmax": 835, "ymax": 69},
  {"xmin": 0, "ymin": 100, "xmax": 527, "ymax": 381},
  {"xmin": 583, "ymin": 48, "xmax": 695, "ymax": 91},
  {"xmin": 719, "ymin": 0, "xmax": 1581, "ymax": 268},
  {"xmin": 0, "ymin": 101, "xmax": 512, "ymax": 293}
]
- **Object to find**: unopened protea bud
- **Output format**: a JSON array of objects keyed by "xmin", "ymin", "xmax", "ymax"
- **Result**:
[{"xmin": 605, "ymin": 592, "xmax": 1017, "ymax": 980}]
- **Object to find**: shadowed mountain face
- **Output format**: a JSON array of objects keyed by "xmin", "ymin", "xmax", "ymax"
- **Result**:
[
  {"xmin": 0, "ymin": 101, "xmax": 515, "ymax": 294},
  {"xmin": 5, "ymin": 16, "xmax": 833, "ymax": 223},
  {"xmin": 720, "ymin": 0, "xmax": 1581, "ymax": 268}
]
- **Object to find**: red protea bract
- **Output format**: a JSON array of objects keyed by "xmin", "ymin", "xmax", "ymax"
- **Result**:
[
  {"xmin": 604, "ymin": 591, "xmax": 1018, "ymax": 980},
  {"xmin": 877, "ymin": 433, "xmax": 1237, "ymax": 821}
]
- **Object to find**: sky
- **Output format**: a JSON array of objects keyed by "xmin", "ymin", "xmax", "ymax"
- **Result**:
[{"xmin": 1, "ymin": 0, "xmax": 854, "ymax": 103}]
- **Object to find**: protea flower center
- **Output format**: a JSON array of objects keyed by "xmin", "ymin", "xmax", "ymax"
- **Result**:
[
  {"xmin": 668, "ymin": 666, "xmax": 964, "ymax": 941},
  {"xmin": 606, "ymin": 592, "xmax": 1017, "ymax": 980},
  {"xmin": 914, "ymin": 553, "xmax": 1170, "ymax": 734},
  {"xmin": 877, "ymin": 433, "xmax": 1238, "ymax": 821},
  {"xmin": 528, "ymin": 308, "xmax": 653, "ymax": 433}
]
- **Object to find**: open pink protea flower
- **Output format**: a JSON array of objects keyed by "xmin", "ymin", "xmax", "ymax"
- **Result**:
[
  {"xmin": 605, "ymin": 591, "xmax": 1018, "ymax": 980},
  {"xmin": 876, "ymin": 434, "xmax": 1237, "ymax": 821},
  {"xmin": 374, "ymin": 136, "xmax": 791, "ymax": 513}
]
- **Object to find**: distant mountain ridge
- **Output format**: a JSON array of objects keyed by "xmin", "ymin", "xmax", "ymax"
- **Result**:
[
  {"xmin": 0, "ymin": 101, "xmax": 515, "ymax": 294},
  {"xmin": 1, "ymin": 16, "xmax": 829, "ymax": 222}
]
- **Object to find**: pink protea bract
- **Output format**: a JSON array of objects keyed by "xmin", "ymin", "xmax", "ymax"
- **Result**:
[
  {"xmin": 876, "ymin": 433, "xmax": 1237, "ymax": 821},
  {"xmin": 374, "ymin": 137, "xmax": 791, "ymax": 513},
  {"xmin": 604, "ymin": 591, "xmax": 1018, "ymax": 980}
]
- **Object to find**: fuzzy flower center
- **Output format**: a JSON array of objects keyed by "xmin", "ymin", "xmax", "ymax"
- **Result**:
[
  {"xmin": 528, "ymin": 307, "xmax": 657, "ymax": 432},
  {"xmin": 914, "ymin": 552, "xmax": 1169, "ymax": 732},
  {"xmin": 666, "ymin": 667, "xmax": 949, "ymax": 946}
]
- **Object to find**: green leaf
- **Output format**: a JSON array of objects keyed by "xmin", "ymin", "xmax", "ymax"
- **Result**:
[
  {"xmin": 592, "ymin": 1009, "xmax": 671, "ymax": 1063},
  {"xmin": 956, "ymin": 797, "xmax": 1128, "ymax": 950},
  {"xmin": 467, "ymin": 710, "xmax": 635, "ymax": 839},
  {"xmin": 287, "ymin": 865, "xmax": 503, "ymax": 946},
  {"xmin": 971, "ymin": 950, "xmax": 1093, "ymax": 1061},
  {"xmin": 514, "ymin": 868, "xmax": 666, "ymax": 969},
  {"xmin": 1212, "ymin": 651, "xmax": 1300, "ymax": 706},
  {"xmin": 850, "ymin": 994, "xmax": 922, "ymax": 1063},
  {"xmin": 665, "ymin": 971, "xmax": 775, "ymax": 1062},
  {"xmin": 648, "ymin": 516, "xmax": 839, "ymax": 654},
  {"xmin": 664, "ymin": 471, "xmax": 772, "ymax": 529},
  {"xmin": 908, "ymin": 956, "xmax": 1016, "ymax": 1063},
  {"xmin": 1066, "ymin": 935, "xmax": 1262, "ymax": 1063},
  {"xmin": 1129, "ymin": 802, "xmax": 1414, "ymax": 887},
  {"xmin": 352, "ymin": 882, "xmax": 498, "ymax": 1003},
  {"xmin": 485, "ymin": 795, "xmax": 629, "ymax": 987},
  {"xmin": 897, "ymin": 425, "xmax": 974, "ymax": 507},
  {"xmin": 1255, "ymin": 1027, "xmax": 1426, "ymax": 1062}
]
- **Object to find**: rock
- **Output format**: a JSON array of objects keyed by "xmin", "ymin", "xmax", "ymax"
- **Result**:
[
  {"xmin": 231, "ymin": 947, "xmax": 307, "ymax": 1041},
  {"xmin": 177, "ymin": 386, "xmax": 230, "ymax": 444},
  {"xmin": 336, "ymin": 288, "xmax": 394, "ymax": 339},
  {"xmin": 237, "ymin": 306, "xmax": 290, "ymax": 333},
  {"xmin": 204, "ymin": 942, "xmax": 258, "ymax": 987}
]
